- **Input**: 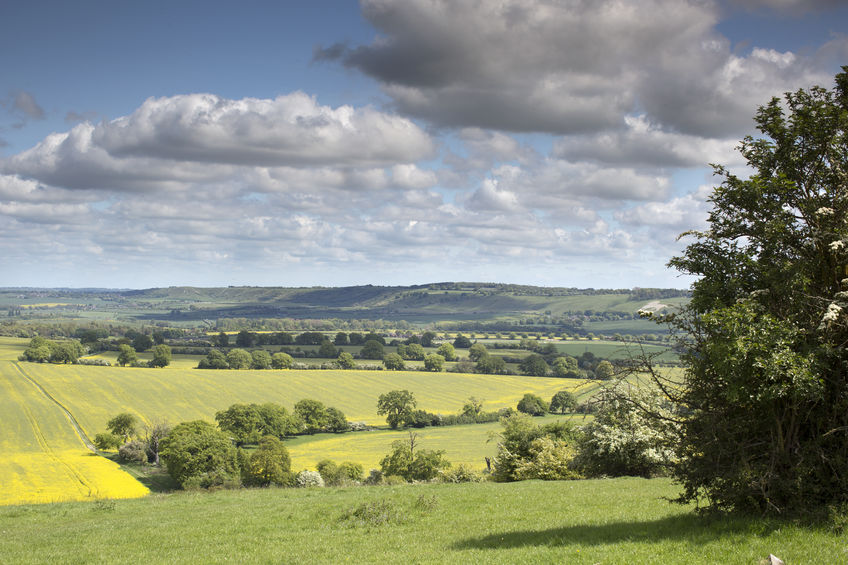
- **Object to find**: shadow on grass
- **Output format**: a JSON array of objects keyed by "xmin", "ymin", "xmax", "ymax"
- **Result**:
[
  {"xmin": 103, "ymin": 453, "xmax": 179, "ymax": 493},
  {"xmin": 453, "ymin": 513, "xmax": 780, "ymax": 550}
]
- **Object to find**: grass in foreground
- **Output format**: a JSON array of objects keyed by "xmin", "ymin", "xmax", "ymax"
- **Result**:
[{"xmin": 1, "ymin": 477, "xmax": 845, "ymax": 564}]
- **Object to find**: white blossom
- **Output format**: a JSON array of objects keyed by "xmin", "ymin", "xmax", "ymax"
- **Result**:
[
  {"xmin": 829, "ymin": 239, "xmax": 846, "ymax": 252},
  {"xmin": 821, "ymin": 303, "xmax": 843, "ymax": 325},
  {"xmin": 817, "ymin": 207, "xmax": 835, "ymax": 216}
]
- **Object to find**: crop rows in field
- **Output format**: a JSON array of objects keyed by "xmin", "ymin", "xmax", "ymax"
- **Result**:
[{"xmin": 0, "ymin": 361, "xmax": 148, "ymax": 505}]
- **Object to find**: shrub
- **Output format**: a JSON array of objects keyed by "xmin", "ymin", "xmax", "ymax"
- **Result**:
[
  {"xmin": 118, "ymin": 440, "xmax": 148, "ymax": 464},
  {"xmin": 383, "ymin": 353, "xmax": 405, "ymax": 370},
  {"xmin": 516, "ymin": 393, "xmax": 548, "ymax": 416},
  {"xmin": 440, "ymin": 464, "xmax": 485, "ymax": 483},
  {"xmin": 160, "ymin": 420, "xmax": 241, "ymax": 489},
  {"xmin": 295, "ymin": 470, "xmax": 325, "ymax": 487},
  {"xmin": 94, "ymin": 432, "xmax": 122, "ymax": 451},
  {"xmin": 492, "ymin": 413, "xmax": 577, "ymax": 482},
  {"xmin": 242, "ymin": 436, "xmax": 293, "ymax": 487},
  {"xmin": 271, "ymin": 352, "xmax": 294, "ymax": 369}
]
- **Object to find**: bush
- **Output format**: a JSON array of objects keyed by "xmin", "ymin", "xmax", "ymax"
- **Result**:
[
  {"xmin": 118, "ymin": 440, "xmax": 148, "ymax": 464},
  {"xmin": 379, "ymin": 433, "xmax": 451, "ymax": 481},
  {"xmin": 440, "ymin": 464, "xmax": 485, "ymax": 483},
  {"xmin": 295, "ymin": 470, "xmax": 325, "ymax": 487},
  {"xmin": 160, "ymin": 420, "xmax": 241, "ymax": 489},
  {"xmin": 516, "ymin": 393, "xmax": 548, "ymax": 416},
  {"xmin": 94, "ymin": 432, "xmax": 122, "ymax": 451},
  {"xmin": 492, "ymin": 413, "xmax": 577, "ymax": 482},
  {"xmin": 242, "ymin": 436, "xmax": 293, "ymax": 487}
]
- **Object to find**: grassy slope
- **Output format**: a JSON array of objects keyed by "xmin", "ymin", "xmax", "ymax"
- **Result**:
[{"xmin": 1, "ymin": 478, "xmax": 845, "ymax": 564}]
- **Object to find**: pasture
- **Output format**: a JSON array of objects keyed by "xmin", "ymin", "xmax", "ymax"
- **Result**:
[{"xmin": 1, "ymin": 477, "xmax": 845, "ymax": 564}]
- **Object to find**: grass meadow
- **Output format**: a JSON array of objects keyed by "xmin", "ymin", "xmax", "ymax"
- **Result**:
[{"xmin": 1, "ymin": 477, "xmax": 845, "ymax": 564}]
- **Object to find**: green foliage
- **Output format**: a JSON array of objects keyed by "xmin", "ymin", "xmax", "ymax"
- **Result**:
[
  {"xmin": 519, "ymin": 354, "xmax": 549, "ymax": 377},
  {"xmin": 336, "ymin": 351, "xmax": 356, "ymax": 369},
  {"xmin": 423, "ymin": 353, "xmax": 445, "ymax": 372},
  {"xmin": 376, "ymin": 390, "xmax": 417, "ymax": 429},
  {"xmin": 160, "ymin": 420, "xmax": 240, "ymax": 489},
  {"xmin": 492, "ymin": 413, "xmax": 578, "ymax": 482},
  {"xmin": 468, "ymin": 343, "xmax": 487, "ymax": 362},
  {"xmin": 552, "ymin": 355, "xmax": 581, "ymax": 378},
  {"xmin": 659, "ymin": 68, "xmax": 848, "ymax": 514},
  {"xmin": 226, "ymin": 348, "xmax": 251, "ymax": 370},
  {"xmin": 21, "ymin": 337, "xmax": 85, "ymax": 364},
  {"xmin": 594, "ymin": 360, "xmax": 615, "ymax": 380},
  {"xmin": 383, "ymin": 352, "xmax": 405, "ymax": 370},
  {"xmin": 379, "ymin": 432, "xmax": 451, "ymax": 481},
  {"xmin": 516, "ymin": 393, "xmax": 548, "ymax": 416},
  {"xmin": 324, "ymin": 406, "xmax": 350, "ymax": 433},
  {"xmin": 475, "ymin": 355, "xmax": 506, "ymax": 374},
  {"xmin": 435, "ymin": 342, "xmax": 458, "ymax": 361},
  {"xmin": 360, "ymin": 339, "xmax": 384, "ymax": 360},
  {"xmin": 574, "ymin": 386, "xmax": 677, "ymax": 478},
  {"xmin": 549, "ymin": 390, "xmax": 577, "ymax": 414},
  {"xmin": 242, "ymin": 436, "xmax": 293, "ymax": 487},
  {"xmin": 216, "ymin": 403, "xmax": 299, "ymax": 445},
  {"xmin": 316, "ymin": 459, "xmax": 363, "ymax": 486},
  {"xmin": 294, "ymin": 399, "xmax": 328, "ymax": 434},
  {"xmin": 118, "ymin": 440, "xmax": 148, "ymax": 464},
  {"xmin": 94, "ymin": 432, "xmax": 122, "ymax": 451},
  {"xmin": 198, "ymin": 349, "xmax": 229, "ymax": 369},
  {"xmin": 250, "ymin": 349, "xmax": 272, "ymax": 370},
  {"xmin": 107, "ymin": 412, "xmax": 138, "ymax": 442},
  {"xmin": 318, "ymin": 340, "xmax": 338, "ymax": 358},
  {"xmin": 398, "ymin": 342, "xmax": 426, "ymax": 360},
  {"xmin": 131, "ymin": 333, "xmax": 153, "ymax": 352},
  {"xmin": 271, "ymin": 352, "xmax": 294, "ymax": 369},
  {"xmin": 148, "ymin": 344, "xmax": 171, "ymax": 368},
  {"xmin": 452, "ymin": 334, "xmax": 472, "ymax": 349},
  {"xmin": 116, "ymin": 344, "xmax": 137, "ymax": 367}
]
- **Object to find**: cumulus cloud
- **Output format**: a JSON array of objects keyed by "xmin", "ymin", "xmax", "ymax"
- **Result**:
[{"xmin": 321, "ymin": 0, "xmax": 840, "ymax": 138}]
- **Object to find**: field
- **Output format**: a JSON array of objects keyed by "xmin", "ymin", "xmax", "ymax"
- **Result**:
[
  {"xmin": 1, "ymin": 477, "xmax": 845, "ymax": 564},
  {"xmin": 0, "ymin": 358, "xmax": 148, "ymax": 505}
]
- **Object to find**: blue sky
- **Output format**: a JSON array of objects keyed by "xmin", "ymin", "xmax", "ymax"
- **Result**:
[{"xmin": 1, "ymin": 0, "xmax": 846, "ymax": 289}]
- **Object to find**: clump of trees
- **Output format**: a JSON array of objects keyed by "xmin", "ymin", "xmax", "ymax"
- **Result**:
[
  {"xmin": 492, "ymin": 413, "xmax": 580, "ymax": 482},
  {"xmin": 379, "ymin": 432, "xmax": 451, "ymax": 482},
  {"xmin": 20, "ymin": 336, "xmax": 84, "ymax": 364}
]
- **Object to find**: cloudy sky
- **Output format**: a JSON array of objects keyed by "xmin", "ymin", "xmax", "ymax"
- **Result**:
[{"xmin": 1, "ymin": 0, "xmax": 846, "ymax": 289}]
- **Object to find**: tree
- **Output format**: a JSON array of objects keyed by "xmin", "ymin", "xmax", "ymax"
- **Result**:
[
  {"xmin": 271, "ymin": 352, "xmax": 294, "ymax": 369},
  {"xmin": 160, "ymin": 420, "xmax": 240, "ymax": 489},
  {"xmin": 199, "ymin": 349, "xmax": 229, "ymax": 369},
  {"xmin": 649, "ymin": 69, "xmax": 848, "ymax": 514},
  {"xmin": 148, "ymin": 344, "xmax": 171, "ymax": 368},
  {"xmin": 549, "ymin": 390, "xmax": 577, "ymax": 414},
  {"xmin": 294, "ymin": 399, "xmax": 328, "ymax": 434},
  {"xmin": 242, "ymin": 436, "xmax": 293, "ymax": 487},
  {"xmin": 360, "ymin": 339, "xmax": 384, "ymax": 360},
  {"xmin": 333, "ymin": 332, "xmax": 349, "ymax": 345},
  {"xmin": 226, "ymin": 348, "xmax": 251, "ymax": 370},
  {"xmin": 214, "ymin": 332, "xmax": 230, "ymax": 347},
  {"xmin": 453, "ymin": 334, "xmax": 472, "ymax": 349},
  {"xmin": 475, "ymin": 355, "xmax": 506, "ymax": 374},
  {"xmin": 143, "ymin": 420, "xmax": 171, "ymax": 465},
  {"xmin": 594, "ymin": 360, "xmax": 615, "ymax": 380},
  {"xmin": 379, "ymin": 431, "xmax": 450, "ymax": 481},
  {"xmin": 552, "ymin": 356, "xmax": 581, "ymax": 378},
  {"xmin": 107, "ymin": 412, "xmax": 138, "ymax": 442},
  {"xmin": 383, "ymin": 352, "xmax": 405, "ymax": 370},
  {"xmin": 376, "ymin": 389, "xmax": 417, "ymax": 429},
  {"xmin": 318, "ymin": 340, "xmax": 338, "ymax": 358},
  {"xmin": 519, "ymin": 354, "xmax": 550, "ymax": 377},
  {"xmin": 468, "ymin": 343, "xmax": 488, "ymax": 362},
  {"xmin": 131, "ymin": 333, "xmax": 153, "ymax": 352},
  {"xmin": 399, "ymin": 342, "xmax": 425, "ymax": 360},
  {"xmin": 336, "ymin": 351, "xmax": 356, "ymax": 369},
  {"xmin": 492, "ymin": 413, "xmax": 577, "ymax": 482},
  {"xmin": 20, "ymin": 337, "xmax": 50, "ymax": 362},
  {"xmin": 116, "ymin": 344, "xmax": 137, "ymax": 367},
  {"xmin": 517, "ymin": 393, "xmax": 548, "ymax": 416},
  {"xmin": 216, "ymin": 403, "xmax": 265, "ymax": 445},
  {"xmin": 250, "ymin": 349, "xmax": 272, "ymax": 370},
  {"xmin": 235, "ymin": 330, "xmax": 255, "ymax": 348},
  {"xmin": 421, "ymin": 331, "xmax": 437, "ymax": 347},
  {"xmin": 436, "ymin": 342, "xmax": 458, "ymax": 361},
  {"xmin": 461, "ymin": 396, "xmax": 483, "ymax": 418},
  {"xmin": 325, "ymin": 406, "xmax": 350, "ymax": 433},
  {"xmin": 423, "ymin": 353, "xmax": 445, "ymax": 372}
]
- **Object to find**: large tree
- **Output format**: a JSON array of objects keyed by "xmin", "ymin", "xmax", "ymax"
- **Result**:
[
  {"xmin": 656, "ymin": 68, "xmax": 848, "ymax": 514},
  {"xmin": 376, "ymin": 389, "xmax": 417, "ymax": 429},
  {"xmin": 160, "ymin": 420, "xmax": 240, "ymax": 489}
]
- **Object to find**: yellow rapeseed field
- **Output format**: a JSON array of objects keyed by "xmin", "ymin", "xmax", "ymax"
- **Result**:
[{"xmin": 0, "ymin": 361, "xmax": 148, "ymax": 505}]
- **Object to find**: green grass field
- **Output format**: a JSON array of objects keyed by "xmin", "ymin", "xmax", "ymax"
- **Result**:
[{"xmin": 0, "ymin": 477, "xmax": 844, "ymax": 564}]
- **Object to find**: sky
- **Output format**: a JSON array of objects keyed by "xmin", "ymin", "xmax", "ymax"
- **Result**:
[{"xmin": 1, "ymin": 0, "xmax": 846, "ymax": 290}]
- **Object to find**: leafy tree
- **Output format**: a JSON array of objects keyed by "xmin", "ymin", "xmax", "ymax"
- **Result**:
[
  {"xmin": 216, "ymin": 404, "xmax": 265, "ymax": 445},
  {"xmin": 20, "ymin": 337, "xmax": 51, "ymax": 362},
  {"xmin": 363, "ymin": 332, "xmax": 386, "ymax": 345},
  {"xmin": 461, "ymin": 397, "xmax": 483, "ymax": 418},
  {"xmin": 452, "ymin": 334, "xmax": 472, "ymax": 348},
  {"xmin": 160, "ymin": 420, "xmax": 240, "ymax": 489},
  {"xmin": 131, "ymin": 333, "xmax": 153, "ymax": 352},
  {"xmin": 235, "ymin": 330, "xmax": 256, "ymax": 348},
  {"xmin": 519, "ymin": 354, "xmax": 550, "ymax": 377},
  {"xmin": 549, "ymin": 390, "xmax": 577, "ymax": 414},
  {"xmin": 333, "ymin": 331, "xmax": 349, "ymax": 345},
  {"xmin": 214, "ymin": 332, "xmax": 230, "ymax": 347},
  {"xmin": 383, "ymin": 352, "xmax": 405, "ymax": 370},
  {"xmin": 399, "ymin": 342, "xmax": 425, "ymax": 360},
  {"xmin": 294, "ymin": 399, "xmax": 328, "ymax": 434},
  {"xmin": 271, "ymin": 352, "xmax": 294, "ymax": 369},
  {"xmin": 336, "ymin": 351, "xmax": 356, "ymax": 369},
  {"xmin": 107, "ymin": 413, "xmax": 137, "ymax": 442},
  {"xmin": 436, "ymin": 342, "xmax": 458, "ymax": 361},
  {"xmin": 148, "ymin": 344, "xmax": 171, "ymax": 368},
  {"xmin": 475, "ymin": 355, "xmax": 506, "ymax": 374},
  {"xmin": 242, "ymin": 436, "xmax": 293, "ymax": 487},
  {"xmin": 516, "ymin": 393, "xmax": 548, "ymax": 416},
  {"xmin": 552, "ymin": 356, "xmax": 581, "ymax": 378},
  {"xmin": 468, "ymin": 343, "xmax": 488, "ymax": 362},
  {"xmin": 198, "ymin": 349, "xmax": 229, "ymax": 369},
  {"xmin": 376, "ymin": 389, "xmax": 417, "ymax": 429},
  {"xmin": 325, "ymin": 406, "xmax": 350, "ymax": 433},
  {"xmin": 492, "ymin": 413, "xmax": 577, "ymax": 482},
  {"xmin": 360, "ymin": 339, "xmax": 384, "ymax": 360},
  {"xmin": 116, "ymin": 344, "xmax": 137, "ymax": 367},
  {"xmin": 47, "ymin": 340, "xmax": 84, "ymax": 364},
  {"xmin": 421, "ymin": 331, "xmax": 437, "ymax": 347},
  {"xmin": 594, "ymin": 360, "xmax": 615, "ymax": 380},
  {"xmin": 647, "ymin": 69, "xmax": 848, "ymax": 514},
  {"xmin": 379, "ymin": 432, "xmax": 450, "ymax": 481},
  {"xmin": 318, "ymin": 340, "xmax": 338, "ymax": 358},
  {"xmin": 256, "ymin": 403, "xmax": 300, "ymax": 438},
  {"xmin": 423, "ymin": 353, "xmax": 445, "ymax": 372},
  {"xmin": 348, "ymin": 332, "xmax": 364, "ymax": 345},
  {"xmin": 94, "ymin": 432, "xmax": 122, "ymax": 451},
  {"xmin": 250, "ymin": 349, "xmax": 272, "ymax": 370},
  {"xmin": 226, "ymin": 348, "xmax": 251, "ymax": 370}
]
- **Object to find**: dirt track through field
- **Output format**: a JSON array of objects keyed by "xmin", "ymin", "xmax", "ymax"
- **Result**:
[{"xmin": 12, "ymin": 362, "xmax": 97, "ymax": 452}]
